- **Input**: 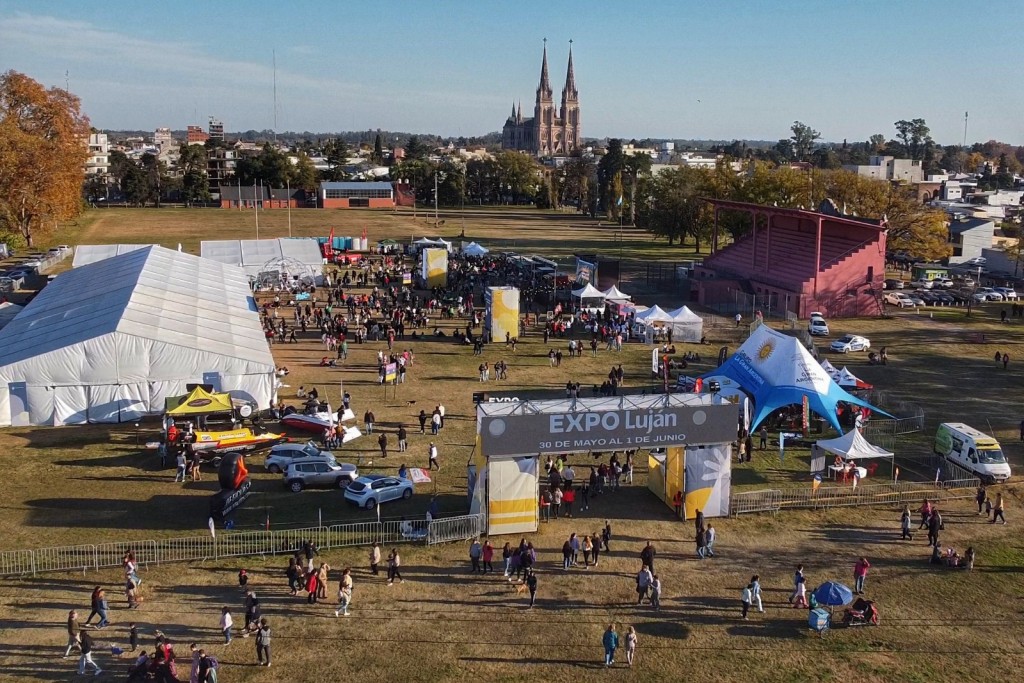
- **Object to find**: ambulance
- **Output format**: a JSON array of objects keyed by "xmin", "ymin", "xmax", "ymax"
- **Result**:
[{"xmin": 934, "ymin": 423, "xmax": 1011, "ymax": 483}]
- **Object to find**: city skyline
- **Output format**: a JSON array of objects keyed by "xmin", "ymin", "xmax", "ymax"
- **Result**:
[{"xmin": 2, "ymin": 1, "xmax": 1023, "ymax": 145}]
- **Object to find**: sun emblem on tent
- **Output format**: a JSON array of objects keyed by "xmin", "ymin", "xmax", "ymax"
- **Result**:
[{"xmin": 758, "ymin": 341, "xmax": 774, "ymax": 361}]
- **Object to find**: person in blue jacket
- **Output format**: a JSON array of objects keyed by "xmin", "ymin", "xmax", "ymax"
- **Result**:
[{"xmin": 602, "ymin": 623, "xmax": 619, "ymax": 666}]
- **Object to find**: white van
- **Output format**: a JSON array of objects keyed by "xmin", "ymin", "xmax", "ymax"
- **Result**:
[{"xmin": 934, "ymin": 423, "xmax": 1011, "ymax": 483}]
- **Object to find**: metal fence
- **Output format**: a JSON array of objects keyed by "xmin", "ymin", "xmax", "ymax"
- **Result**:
[
  {"xmin": 0, "ymin": 514, "xmax": 485, "ymax": 577},
  {"xmin": 731, "ymin": 477, "xmax": 979, "ymax": 516}
]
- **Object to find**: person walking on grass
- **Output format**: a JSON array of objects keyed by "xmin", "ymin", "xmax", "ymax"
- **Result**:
[
  {"xmin": 976, "ymin": 485, "xmax": 987, "ymax": 515},
  {"xmin": 992, "ymin": 493, "xmax": 1006, "ymax": 524},
  {"xmin": 469, "ymin": 538, "xmax": 482, "ymax": 574},
  {"xmin": 582, "ymin": 535, "xmax": 594, "ymax": 568},
  {"xmin": 625, "ymin": 626, "xmax": 638, "ymax": 667},
  {"xmin": 370, "ymin": 543, "xmax": 382, "ymax": 576},
  {"xmin": 741, "ymin": 583, "xmax": 753, "ymax": 620},
  {"xmin": 77, "ymin": 630, "xmax": 101, "ymax": 676},
  {"xmin": 602, "ymin": 624, "xmax": 619, "ymax": 667},
  {"xmin": 901, "ymin": 505, "xmax": 913, "ymax": 540},
  {"xmin": 526, "ymin": 569, "xmax": 538, "ymax": 608},
  {"xmin": 174, "ymin": 451, "xmax": 187, "ymax": 482},
  {"xmin": 220, "ymin": 606, "xmax": 233, "ymax": 644},
  {"xmin": 640, "ymin": 541, "xmax": 657, "ymax": 574},
  {"xmin": 428, "ymin": 442, "xmax": 440, "ymax": 471},
  {"xmin": 255, "ymin": 618, "xmax": 271, "ymax": 667},
  {"xmin": 854, "ymin": 557, "xmax": 871, "ymax": 595},
  {"xmin": 63, "ymin": 610, "xmax": 81, "ymax": 658},
  {"xmin": 482, "ymin": 540, "xmax": 494, "ymax": 574},
  {"xmin": 335, "ymin": 568, "xmax": 353, "ymax": 617},
  {"xmin": 705, "ymin": 524, "xmax": 716, "ymax": 557},
  {"xmin": 636, "ymin": 565, "xmax": 653, "ymax": 604},
  {"xmin": 751, "ymin": 574, "xmax": 764, "ymax": 612},
  {"xmin": 696, "ymin": 525, "xmax": 707, "ymax": 559},
  {"xmin": 387, "ymin": 549, "xmax": 404, "ymax": 585},
  {"xmin": 650, "ymin": 575, "xmax": 662, "ymax": 611},
  {"xmin": 788, "ymin": 565, "xmax": 804, "ymax": 605}
]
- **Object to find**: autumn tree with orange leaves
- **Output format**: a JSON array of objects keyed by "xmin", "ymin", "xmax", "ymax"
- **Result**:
[{"xmin": 0, "ymin": 70, "xmax": 90, "ymax": 247}]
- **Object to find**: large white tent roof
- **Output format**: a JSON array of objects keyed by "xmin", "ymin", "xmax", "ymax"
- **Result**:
[
  {"xmin": 73, "ymin": 243, "xmax": 156, "ymax": 268},
  {"xmin": 816, "ymin": 429, "xmax": 894, "ymax": 460},
  {"xmin": 0, "ymin": 246, "xmax": 274, "ymax": 382},
  {"xmin": 463, "ymin": 242, "xmax": 489, "ymax": 256},
  {"xmin": 200, "ymin": 238, "xmax": 323, "ymax": 275}
]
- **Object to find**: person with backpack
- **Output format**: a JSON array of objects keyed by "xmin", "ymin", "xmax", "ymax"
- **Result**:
[{"xmin": 197, "ymin": 650, "xmax": 218, "ymax": 683}]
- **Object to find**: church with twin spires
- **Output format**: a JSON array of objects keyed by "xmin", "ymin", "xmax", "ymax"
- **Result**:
[{"xmin": 501, "ymin": 41, "xmax": 581, "ymax": 157}]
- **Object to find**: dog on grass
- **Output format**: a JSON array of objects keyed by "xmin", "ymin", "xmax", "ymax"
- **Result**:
[{"xmin": 512, "ymin": 581, "xmax": 527, "ymax": 596}]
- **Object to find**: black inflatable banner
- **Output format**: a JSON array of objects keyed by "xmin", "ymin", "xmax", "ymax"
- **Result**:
[{"xmin": 209, "ymin": 452, "xmax": 251, "ymax": 522}]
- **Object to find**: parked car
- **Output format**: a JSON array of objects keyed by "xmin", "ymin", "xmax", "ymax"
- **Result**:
[
  {"xmin": 993, "ymin": 287, "xmax": 1019, "ymax": 300},
  {"xmin": 976, "ymin": 287, "xmax": 1003, "ymax": 301},
  {"xmin": 883, "ymin": 278, "xmax": 905, "ymax": 290},
  {"xmin": 916, "ymin": 291, "xmax": 941, "ymax": 305},
  {"xmin": 965, "ymin": 257, "xmax": 987, "ymax": 266},
  {"xmin": 933, "ymin": 277, "xmax": 955, "ymax": 289},
  {"xmin": 808, "ymin": 312, "xmax": 829, "ymax": 336},
  {"xmin": 284, "ymin": 457, "xmax": 359, "ymax": 492},
  {"xmin": 344, "ymin": 474, "xmax": 414, "ymax": 510},
  {"xmin": 932, "ymin": 292, "xmax": 955, "ymax": 305},
  {"xmin": 830, "ymin": 334, "xmax": 871, "ymax": 353},
  {"xmin": 265, "ymin": 441, "xmax": 334, "ymax": 474},
  {"xmin": 909, "ymin": 279, "xmax": 934, "ymax": 289},
  {"xmin": 884, "ymin": 292, "xmax": 916, "ymax": 307},
  {"xmin": 906, "ymin": 293, "xmax": 925, "ymax": 306}
]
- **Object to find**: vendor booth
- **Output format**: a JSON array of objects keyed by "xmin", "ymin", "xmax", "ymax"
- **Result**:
[
  {"xmin": 633, "ymin": 305, "xmax": 673, "ymax": 343},
  {"xmin": 602, "ymin": 285, "xmax": 631, "ymax": 302},
  {"xmin": 571, "ymin": 283, "xmax": 606, "ymax": 314},
  {"xmin": 665, "ymin": 306, "xmax": 704, "ymax": 343},
  {"xmin": 812, "ymin": 428, "xmax": 894, "ymax": 480},
  {"xmin": 469, "ymin": 391, "xmax": 738, "ymax": 535}
]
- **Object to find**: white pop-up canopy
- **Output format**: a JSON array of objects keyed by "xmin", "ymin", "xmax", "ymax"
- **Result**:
[
  {"xmin": 834, "ymin": 366, "xmax": 872, "ymax": 390},
  {"xmin": 665, "ymin": 305, "xmax": 704, "ymax": 342},
  {"xmin": 815, "ymin": 429, "xmax": 894, "ymax": 460},
  {"xmin": 602, "ymin": 285, "xmax": 631, "ymax": 301},
  {"xmin": 571, "ymin": 283, "xmax": 605, "ymax": 299},
  {"xmin": 462, "ymin": 242, "xmax": 489, "ymax": 256},
  {"xmin": 635, "ymin": 305, "xmax": 673, "ymax": 322}
]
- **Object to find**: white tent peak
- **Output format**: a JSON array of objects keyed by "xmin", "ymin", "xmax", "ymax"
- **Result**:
[
  {"xmin": 666, "ymin": 305, "xmax": 701, "ymax": 321},
  {"xmin": 571, "ymin": 283, "xmax": 605, "ymax": 299},
  {"xmin": 602, "ymin": 285, "xmax": 631, "ymax": 301},
  {"xmin": 815, "ymin": 429, "xmax": 894, "ymax": 459},
  {"xmin": 635, "ymin": 304, "xmax": 672, "ymax": 322},
  {"xmin": 462, "ymin": 242, "xmax": 489, "ymax": 256}
]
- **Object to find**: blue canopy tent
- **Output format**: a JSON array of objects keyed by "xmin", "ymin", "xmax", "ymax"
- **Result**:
[{"xmin": 705, "ymin": 325, "xmax": 889, "ymax": 432}]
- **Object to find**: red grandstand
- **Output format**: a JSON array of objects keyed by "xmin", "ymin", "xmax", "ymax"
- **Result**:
[{"xmin": 694, "ymin": 199, "xmax": 887, "ymax": 319}]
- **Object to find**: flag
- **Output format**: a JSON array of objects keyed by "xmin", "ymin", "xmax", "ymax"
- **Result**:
[
  {"xmin": 616, "ymin": 195, "xmax": 623, "ymax": 207},
  {"xmin": 326, "ymin": 227, "xmax": 335, "ymax": 258},
  {"xmin": 812, "ymin": 475, "xmax": 821, "ymax": 493},
  {"xmin": 207, "ymin": 517, "xmax": 216, "ymax": 539}
]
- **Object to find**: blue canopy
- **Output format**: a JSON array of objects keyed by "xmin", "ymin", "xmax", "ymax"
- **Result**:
[
  {"xmin": 812, "ymin": 581, "xmax": 854, "ymax": 606},
  {"xmin": 705, "ymin": 325, "xmax": 889, "ymax": 432}
]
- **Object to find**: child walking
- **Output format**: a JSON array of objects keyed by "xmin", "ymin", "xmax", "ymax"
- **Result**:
[{"xmin": 625, "ymin": 626, "xmax": 638, "ymax": 667}]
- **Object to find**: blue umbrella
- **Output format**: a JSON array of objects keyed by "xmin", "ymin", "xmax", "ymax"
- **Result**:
[{"xmin": 812, "ymin": 581, "xmax": 854, "ymax": 607}]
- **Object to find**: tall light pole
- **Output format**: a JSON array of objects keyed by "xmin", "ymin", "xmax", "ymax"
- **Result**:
[
  {"xmin": 286, "ymin": 178, "xmax": 292, "ymax": 237},
  {"xmin": 254, "ymin": 179, "xmax": 260, "ymax": 240},
  {"xmin": 434, "ymin": 171, "xmax": 439, "ymax": 226}
]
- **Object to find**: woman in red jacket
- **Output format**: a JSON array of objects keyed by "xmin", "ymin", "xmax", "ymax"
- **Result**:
[{"xmin": 305, "ymin": 570, "xmax": 319, "ymax": 604}]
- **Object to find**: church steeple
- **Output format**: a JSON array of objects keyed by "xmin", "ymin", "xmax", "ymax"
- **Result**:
[
  {"xmin": 562, "ymin": 40, "xmax": 577, "ymax": 101},
  {"xmin": 510, "ymin": 101, "xmax": 516, "ymax": 119},
  {"xmin": 517, "ymin": 101, "xmax": 522, "ymax": 122},
  {"xmin": 537, "ymin": 38, "xmax": 552, "ymax": 100}
]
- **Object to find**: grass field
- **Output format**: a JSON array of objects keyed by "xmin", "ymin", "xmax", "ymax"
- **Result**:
[{"xmin": 0, "ymin": 207, "xmax": 1022, "ymax": 682}]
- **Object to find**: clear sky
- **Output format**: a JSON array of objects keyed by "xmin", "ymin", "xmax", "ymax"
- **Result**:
[{"xmin": 2, "ymin": 0, "xmax": 1022, "ymax": 145}]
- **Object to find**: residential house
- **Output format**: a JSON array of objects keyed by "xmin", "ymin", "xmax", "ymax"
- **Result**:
[{"xmin": 947, "ymin": 217, "xmax": 995, "ymax": 265}]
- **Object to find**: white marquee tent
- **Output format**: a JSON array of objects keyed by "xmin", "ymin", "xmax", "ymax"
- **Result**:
[
  {"xmin": 0, "ymin": 246, "xmax": 277, "ymax": 427},
  {"xmin": 635, "ymin": 305, "xmax": 672, "ymax": 322},
  {"xmin": 602, "ymin": 285, "xmax": 631, "ymax": 301},
  {"xmin": 665, "ymin": 305, "xmax": 704, "ymax": 342},
  {"xmin": 73, "ymin": 244, "xmax": 156, "ymax": 268},
  {"xmin": 815, "ymin": 429, "xmax": 894, "ymax": 460},
  {"xmin": 200, "ymin": 238, "xmax": 324, "ymax": 283}
]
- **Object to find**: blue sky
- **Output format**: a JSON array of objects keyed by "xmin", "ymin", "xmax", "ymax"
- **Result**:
[{"xmin": 2, "ymin": 1, "xmax": 1022, "ymax": 144}]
